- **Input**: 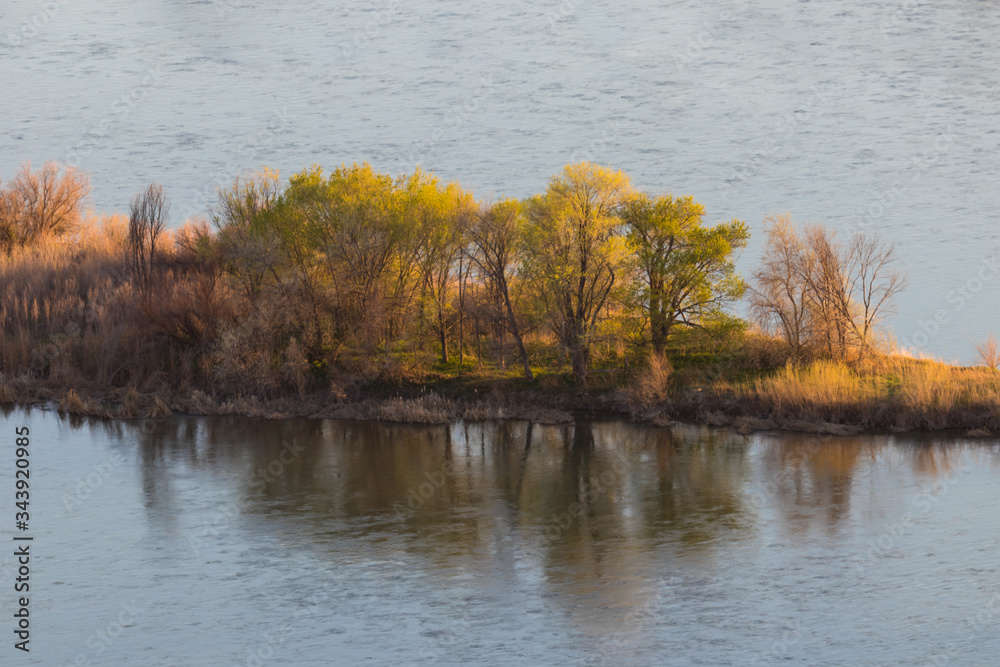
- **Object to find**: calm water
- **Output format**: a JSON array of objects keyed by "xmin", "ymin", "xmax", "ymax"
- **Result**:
[
  {"xmin": 3, "ymin": 407, "xmax": 999, "ymax": 665},
  {"xmin": 1, "ymin": 0, "xmax": 999, "ymax": 361}
]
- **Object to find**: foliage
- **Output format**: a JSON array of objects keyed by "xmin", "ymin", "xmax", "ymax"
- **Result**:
[
  {"xmin": 522, "ymin": 162, "xmax": 634, "ymax": 381},
  {"xmin": 620, "ymin": 193, "xmax": 748, "ymax": 353}
]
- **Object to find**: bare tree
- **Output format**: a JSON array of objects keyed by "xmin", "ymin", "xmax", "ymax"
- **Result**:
[
  {"xmin": 800, "ymin": 225, "xmax": 851, "ymax": 357},
  {"xmin": 0, "ymin": 162, "xmax": 90, "ymax": 249},
  {"xmin": 127, "ymin": 184, "xmax": 169, "ymax": 294},
  {"xmin": 750, "ymin": 216, "xmax": 905, "ymax": 361},
  {"xmin": 467, "ymin": 198, "xmax": 533, "ymax": 379},
  {"xmin": 841, "ymin": 231, "xmax": 906, "ymax": 359},
  {"xmin": 749, "ymin": 215, "xmax": 811, "ymax": 357},
  {"xmin": 975, "ymin": 333, "xmax": 1000, "ymax": 370}
]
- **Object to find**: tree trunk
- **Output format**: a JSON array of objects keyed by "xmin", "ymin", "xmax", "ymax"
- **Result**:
[
  {"xmin": 500, "ymin": 286, "xmax": 533, "ymax": 380},
  {"xmin": 438, "ymin": 315, "xmax": 448, "ymax": 364},
  {"xmin": 458, "ymin": 255, "xmax": 465, "ymax": 365},
  {"xmin": 570, "ymin": 341, "xmax": 589, "ymax": 383}
]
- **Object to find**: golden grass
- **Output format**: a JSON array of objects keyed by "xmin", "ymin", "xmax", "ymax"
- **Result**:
[
  {"xmin": 628, "ymin": 352, "xmax": 673, "ymax": 406},
  {"xmin": 729, "ymin": 356, "xmax": 1000, "ymax": 430}
]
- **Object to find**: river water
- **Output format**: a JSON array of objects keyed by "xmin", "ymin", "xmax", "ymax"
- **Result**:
[
  {"xmin": 1, "ymin": 0, "xmax": 999, "ymax": 361},
  {"xmin": 4, "ymin": 407, "xmax": 999, "ymax": 665}
]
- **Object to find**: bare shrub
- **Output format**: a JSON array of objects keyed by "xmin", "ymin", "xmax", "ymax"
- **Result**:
[
  {"xmin": 127, "ymin": 184, "xmax": 168, "ymax": 294},
  {"xmin": 282, "ymin": 337, "xmax": 310, "ymax": 397},
  {"xmin": 975, "ymin": 333, "xmax": 1000, "ymax": 370},
  {"xmin": 209, "ymin": 313, "xmax": 281, "ymax": 396},
  {"xmin": 0, "ymin": 162, "xmax": 90, "ymax": 249}
]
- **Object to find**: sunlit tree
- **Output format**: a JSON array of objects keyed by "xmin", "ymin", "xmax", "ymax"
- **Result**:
[
  {"xmin": 467, "ymin": 198, "xmax": 533, "ymax": 379},
  {"xmin": 620, "ymin": 194, "xmax": 748, "ymax": 353},
  {"xmin": 523, "ymin": 163, "xmax": 633, "ymax": 381},
  {"xmin": 0, "ymin": 162, "xmax": 90, "ymax": 250}
]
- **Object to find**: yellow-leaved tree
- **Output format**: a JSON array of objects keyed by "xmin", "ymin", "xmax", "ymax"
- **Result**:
[{"xmin": 523, "ymin": 163, "xmax": 633, "ymax": 382}]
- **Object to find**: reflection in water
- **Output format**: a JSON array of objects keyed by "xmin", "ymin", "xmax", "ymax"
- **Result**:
[
  {"xmin": 14, "ymin": 408, "xmax": 1000, "ymax": 664},
  {"xmin": 76, "ymin": 416, "xmax": 986, "ymax": 654}
]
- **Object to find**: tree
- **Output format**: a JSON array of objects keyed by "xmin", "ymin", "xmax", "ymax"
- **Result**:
[
  {"xmin": 620, "ymin": 193, "xmax": 748, "ymax": 353},
  {"xmin": 841, "ymin": 231, "xmax": 906, "ymax": 359},
  {"xmin": 975, "ymin": 333, "xmax": 1000, "ymax": 371},
  {"xmin": 403, "ymin": 169, "xmax": 474, "ymax": 364},
  {"xmin": 467, "ymin": 198, "xmax": 533, "ymax": 379},
  {"xmin": 212, "ymin": 168, "xmax": 283, "ymax": 299},
  {"xmin": 749, "ymin": 215, "xmax": 811, "ymax": 357},
  {"xmin": 127, "ymin": 183, "xmax": 169, "ymax": 295},
  {"xmin": 523, "ymin": 163, "xmax": 632, "ymax": 382},
  {"xmin": 0, "ymin": 162, "xmax": 90, "ymax": 250},
  {"xmin": 750, "ymin": 216, "xmax": 905, "ymax": 360},
  {"xmin": 283, "ymin": 163, "xmax": 412, "ymax": 350}
]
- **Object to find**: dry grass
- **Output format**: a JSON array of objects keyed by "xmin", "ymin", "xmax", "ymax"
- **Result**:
[
  {"xmin": 628, "ymin": 352, "xmax": 673, "ymax": 406},
  {"xmin": 365, "ymin": 394, "xmax": 457, "ymax": 424},
  {"xmin": 727, "ymin": 356, "xmax": 1000, "ymax": 431}
]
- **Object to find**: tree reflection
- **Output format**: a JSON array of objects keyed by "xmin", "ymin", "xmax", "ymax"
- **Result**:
[{"xmin": 99, "ymin": 412, "xmax": 994, "ymax": 653}]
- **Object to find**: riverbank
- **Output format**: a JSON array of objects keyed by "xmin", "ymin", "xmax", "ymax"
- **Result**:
[{"xmin": 3, "ymin": 354, "xmax": 998, "ymax": 437}]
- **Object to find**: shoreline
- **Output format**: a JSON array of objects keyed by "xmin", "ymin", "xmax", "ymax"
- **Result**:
[{"xmin": 3, "ymin": 373, "xmax": 997, "ymax": 439}]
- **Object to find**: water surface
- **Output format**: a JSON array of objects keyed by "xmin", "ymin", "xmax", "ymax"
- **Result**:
[
  {"xmin": 5, "ymin": 407, "xmax": 1000, "ymax": 665},
  {"xmin": 1, "ymin": 0, "xmax": 999, "ymax": 359}
]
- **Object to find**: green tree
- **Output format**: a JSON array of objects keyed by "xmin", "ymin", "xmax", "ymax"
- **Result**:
[
  {"xmin": 212, "ymin": 168, "xmax": 283, "ymax": 299},
  {"xmin": 308, "ymin": 163, "xmax": 412, "ymax": 349},
  {"xmin": 402, "ymin": 169, "xmax": 475, "ymax": 364},
  {"xmin": 523, "ymin": 163, "xmax": 633, "ymax": 382},
  {"xmin": 620, "ymin": 194, "xmax": 748, "ymax": 353}
]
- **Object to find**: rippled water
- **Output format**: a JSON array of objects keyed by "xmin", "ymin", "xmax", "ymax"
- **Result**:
[
  {"xmin": 3, "ymin": 407, "xmax": 999, "ymax": 665},
  {"xmin": 1, "ymin": 0, "xmax": 999, "ymax": 360}
]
